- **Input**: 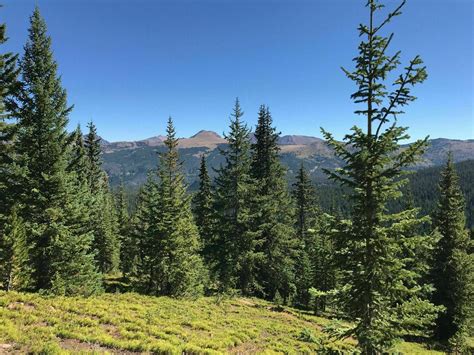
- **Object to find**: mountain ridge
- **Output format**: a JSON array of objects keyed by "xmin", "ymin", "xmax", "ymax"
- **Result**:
[{"xmin": 101, "ymin": 131, "xmax": 474, "ymax": 188}]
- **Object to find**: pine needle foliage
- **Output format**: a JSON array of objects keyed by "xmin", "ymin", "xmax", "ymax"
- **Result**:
[
  {"xmin": 213, "ymin": 99, "xmax": 260, "ymax": 295},
  {"xmin": 321, "ymin": 1, "xmax": 440, "ymax": 352},
  {"xmin": 133, "ymin": 118, "xmax": 206, "ymax": 297},
  {"xmin": 432, "ymin": 155, "xmax": 474, "ymax": 351},
  {"xmin": 9, "ymin": 8, "xmax": 101, "ymax": 295},
  {"xmin": 193, "ymin": 155, "xmax": 215, "ymax": 266},
  {"xmin": 251, "ymin": 105, "xmax": 296, "ymax": 302}
]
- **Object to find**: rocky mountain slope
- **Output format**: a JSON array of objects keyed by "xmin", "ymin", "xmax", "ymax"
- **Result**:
[{"xmin": 101, "ymin": 131, "xmax": 473, "ymax": 188}]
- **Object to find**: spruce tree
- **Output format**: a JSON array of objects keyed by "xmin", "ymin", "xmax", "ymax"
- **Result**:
[
  {"xmin": 213, "ymin": 99, "xmax": 259, "ymax": 294},
  {"xmin": 293, "ymin": 164, "xmax": 319, "ymax": 241},
  {"xmin": 128, "ymin": 172, "xmax": 157, "ymax": 284},
  {"xmin": 321, "ymin": 1, "xmax": 440, "ymax": 352},
  {"xmin": 193, "ymin": 155, "xmax": 215, "ymax": 266},
  {"xmin": 432, "ymin": 155, "xmax": 474, "ymax": 351},
  {"xmin": 67, "ymin": 125, "xmax": 88, "ymax": 183},
  {"xmin": 0, "ymin": 9, "xmax": 25, "ymax": 290},
  {"xmin": 292, "ymin": 164, "xmax": 319, "ymax": 308},
  {"xmin": 251, "ymin": 105, "xmax": 296, "ymax": 302},
  {"xmin": 0, "ymin": 207, "xmax": 32, "ymax": 291},
  {"xmin": 116, "ymin": 181, "xmax": 132, "ymax": 275},
  {"xmin": 135, "ymin": 118, "xmax": 206, "ymax": 297},
  {"xmin": 10, "ymin": 8, "xmax": 101, "ymax": 295},
  {"xmin": 84, "ymin": 121, "xmax": 104, "ymax": 190},
  {"xmin": 84, "ymin": 121, "xmax": 120, "ymax": 274}
]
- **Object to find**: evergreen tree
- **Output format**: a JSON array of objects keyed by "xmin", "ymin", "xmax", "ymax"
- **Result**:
[
  {"xmin": 308, "ymin": 214, "xmax": 338, "ymax": 314},
  {"xmin": 67, "ymin": 125, "xmax": 88, "ymax": 183},
  {"xmin": 0, "ymin": 7, "xmax": 22, "ymax": 266},
  {"xmin": 291, "ymin": 166, "xmax": 338, "ymax": 311},
  {"xmin": 129, "ymin": 172, "xmax": 158, "ymax": 286},
  {"xmin": 292, "ymin": 165, "xmax": 319, "ymax": 308},
  {"xmin": 116, "ymin": 181, "xmax": 132, "ymax": 275},
  {"xmin": 84, "ymin": 120, "xmax": 104, "ymax": 190},
  {"xmin": 84, "ymin": 121, "xmax": 120, "ymax": 274},
  {"xmin": 92, "ymin": 190, "xmax": 120, "ymax": 274},
  {"xmin": 321, "ymin": 1, "xmax": 440, "ymax": 352},
  {"xmin": 293, "ymin": 164, "xmax": 319, "ymax": 241},
  {"xmin": 10, "ymin": 8, "xmax": 101, "ymax": 295},
  {"xmin": 135, "ymin": 118, "xmax": 206, "ymax": 297},
  {"xmin": 432, "ymin": 155, "xmax": 474, "ymax": 351},
  {"xmin": 0, "ymin": 207, "xmax": 32, "ymax": 291},
  {"xmin": 251, "ymin": 105, "xmax": 296, "ymax": 302},
  {"xmin": 193, "ymin": 155, "xmax": 215, "ymax": 266},
  {"xmin": 213, "ymin": 99, "xmax": 259, "ymax": 294}
]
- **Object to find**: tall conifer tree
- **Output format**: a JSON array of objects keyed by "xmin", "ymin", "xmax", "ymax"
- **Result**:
[
  {"xmin": 0, "ymin": 10, "xmax": 20, "ymax": 228},
  {"xmin": 293, "ymin": 164, "xmax": 319, "ymax": 241},
  {"xmin": 292, "ymin": 164, "xmax": 319, "ymax": 308},
  {"xmin": 432, "ymin": 155, "xmax": 474, "ymax": 351},
  {"xmin": 116, "ymin": 181, "xmax": 132, "ymax": 275},
  {"xmin": 193, "ymin": 155, "xmax": 215, "ymax": 266},
  {"xmin": 67, "ymin": 125, "xmax": 88, "ymax": 183},
  {"xmin": 84, "ymin": 121, "xmax": 104, "ymax": 190},
  {"xmin": 0, "ymin": 9, "xmax": 25, "ymax": 290},
  {"xmin": 134, "ymin": 118, "xmax": 206, "ymax": 297},
  {"xmin": 213, "ymin": 99, "xmax": 259, "ymax": 294},
  {"xmin": 84, "ymin": 121, "xmax": 120, "ymax": 274},
  {"xmin": 251, "ymin": 105, "xmax": 296, "ymax": 301},
  {"xmin": 321, "ymin": 1, "xmax": 440, "ymax": 352},
  {"xmin": 10, "ymin": 8, "xmax": 101, "ymax": 294}
]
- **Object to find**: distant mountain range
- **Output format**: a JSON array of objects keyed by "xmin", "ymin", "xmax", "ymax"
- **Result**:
[{"xmin": 101, "ymin": 130, "xmax": 474, "ymax": 188}]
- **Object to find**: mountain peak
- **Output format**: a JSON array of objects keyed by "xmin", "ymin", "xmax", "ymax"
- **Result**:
[{"xmin": 190, "ymin": 130, "xmax": 222, "ymax": 139}]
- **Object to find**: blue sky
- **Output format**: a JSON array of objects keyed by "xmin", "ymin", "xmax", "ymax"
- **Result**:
[{"xmin": 3, "ymin": 0, "xmax": 473, "ymax": 142}]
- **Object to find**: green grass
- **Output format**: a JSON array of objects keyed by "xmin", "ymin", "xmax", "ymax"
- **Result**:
[{"xmin": 0, "ymin": 291, "xmax": 461, "ymax": 354}]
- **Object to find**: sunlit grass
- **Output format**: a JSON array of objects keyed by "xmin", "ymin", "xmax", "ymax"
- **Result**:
[{"xmin": 0, "ymin": 291, "xmax": 467, "ymax": 354}]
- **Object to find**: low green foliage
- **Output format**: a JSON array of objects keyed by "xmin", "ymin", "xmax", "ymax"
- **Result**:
[{"xmin": 0, "ymin": 291, "xmax": 460, "ymax": 354}]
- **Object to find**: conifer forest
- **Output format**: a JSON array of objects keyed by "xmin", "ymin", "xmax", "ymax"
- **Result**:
[{"xmin": 0, "ymin": 1, "xmax": 472, "ymax": 354}]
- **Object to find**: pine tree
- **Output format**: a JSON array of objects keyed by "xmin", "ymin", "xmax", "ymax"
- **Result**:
[
  {"xmin": 92, "ymin": 190, "xmax": 120, "ymax": 274},
  {"xmin": 128, "ymin": 172, "xmax": 157, "ymax": 286},
  {"xmin": 0, "ymin": 207, "xmax": 32, "ymax": 291},
  {"xmin": 213, "ymin": 99, "xmax": 259, "ymax": 294},
  {"xmin": 193, "ymin": 155, "xmax": 215, "ymax": 266},
  {"xmin": 321, "ymin": 1, "xmax": 440, "ymax": 352},
  {"xmin": 292, "ymin": 164, "xmax": 320, "ymax": 308},
  {"xmin": 432, "ymin": 155, "xmax": 474, "ymax": 351},
  {"xmin": 84, "ymin": 120, "xmax": 104, "ymax": 190},
  {"xmin": 116, "ymin": 181, "xmax": 132, "ymax": 275},
  {"xmin": 10, "ymin": 8, "xmax": 101, "ymax": 295},
  {"xmin": 0, "ymin": 7, "xmax": 21, "ymax": 263},
  {"xmin": 293, "ymin": 164, "xmax": 319, "ymax": 241},
  {"xmin": 251, "ymin": 105, "xmax": 296, "ymax": 302},
  {"xmin": 67, "ymin": 125, "xmax": 88, "ymax": 183},
  {"xmin": 84, "ymin": 121, "xmax": 120, "ymax": 274},
  {"xmin": 308, "ymin": 214, "xmax": 338, "ymax": 314},
  {"xmin": 135, "ymin": 118, "xmax": 206, "ymax": 297}
]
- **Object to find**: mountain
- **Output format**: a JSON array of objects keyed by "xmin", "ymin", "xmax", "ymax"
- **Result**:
[
  {"xmin": 178, "ymin": 130, "xmax": 226, "ymax": 149},
  {"xmin": 101, "ymin": 131, "xmax": 474, "ymax": 188}
]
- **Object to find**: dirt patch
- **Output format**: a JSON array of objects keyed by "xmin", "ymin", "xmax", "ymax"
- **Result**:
[
  {"xmin": 60, "ymin": 339, "xmax": 141, "ymax": 354},
  {"xmin": 236, "ymin": 299, "xmax": 256, "ymax": 307},
  {"xmin": 0, "ymin": 343, "xmax": 25, "ymax": 354},
  {"xmin": 60, "ymin": 339, "xmax": 111, "ymax": 352},
  {"xmin": 7, "ymin": 302, "xmax": 36, "ymax": 311}
]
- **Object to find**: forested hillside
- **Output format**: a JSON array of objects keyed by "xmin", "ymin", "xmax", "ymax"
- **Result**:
[{"xmin": 317, "ymin": 160, "xmax": 474, "ymax": 228}]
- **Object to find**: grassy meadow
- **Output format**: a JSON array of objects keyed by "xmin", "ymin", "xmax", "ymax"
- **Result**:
[{"xmin": 0, "ymin": 291, "xmax": 458, "ymax": 354}]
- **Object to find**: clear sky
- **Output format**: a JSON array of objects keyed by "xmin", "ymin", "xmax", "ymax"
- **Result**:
[{"xmin": 3, "ymin": 0, "xmax": 473, "ymax": 142}]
